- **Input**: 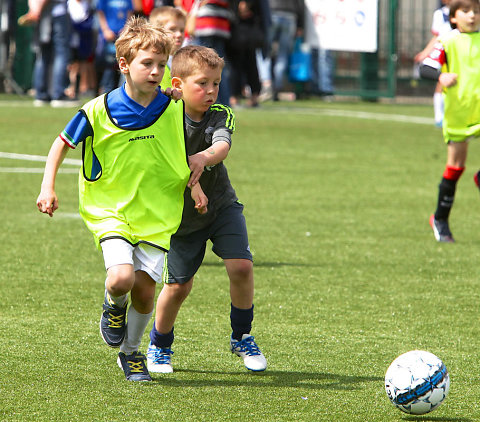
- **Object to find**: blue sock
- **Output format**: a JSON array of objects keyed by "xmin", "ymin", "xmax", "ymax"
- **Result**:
[
  {"xmin": 230, "ymin": 303, "xmax": 253, "ymax": 341},
  {"xmin": 149, "ymin": 322, "xmax": 174, "ymax": 349}
]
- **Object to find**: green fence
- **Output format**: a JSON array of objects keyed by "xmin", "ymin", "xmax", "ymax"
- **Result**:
[
  {"xmin": 334, "ymin": 0, "xmax": 398, "ymax": 99},
  {"xmin": 328, "ymin": 0, "xmax": 440, "ymax": 100}
]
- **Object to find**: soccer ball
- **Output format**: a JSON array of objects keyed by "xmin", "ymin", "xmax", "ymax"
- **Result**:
[{"xmin": 385, "ymin": 350, "xmax": 450, "ymax": 415}]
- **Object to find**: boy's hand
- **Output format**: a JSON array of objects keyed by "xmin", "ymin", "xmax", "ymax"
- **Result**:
[
  {"xmin": 439, "ymin": 72, "xmax": 458, "ymax": 88},
  {"xmin": 18, "ymin": 12, "xmax": 40, "ymax": 26},
  {"xmin": 187, "ymin": 152, "xmax": 208, "ymax": 187},
  {"xmin": 190, "ymin": 183, "xmax": 208, "ymax": 214},
  {"xmin": 162, "ymin": 87, "xmax": 183, "ymax": 102},
  {"xmin": 36, "ymin": 190, "xmax": 58, "ymax": 217}
]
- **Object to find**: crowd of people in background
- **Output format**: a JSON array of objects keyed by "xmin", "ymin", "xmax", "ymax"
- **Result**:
[{"xmin": 14, "ymin": 0, "xmax": 335, "ymax": 108}]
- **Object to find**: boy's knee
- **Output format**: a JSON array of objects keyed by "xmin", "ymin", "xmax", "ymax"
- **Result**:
[
  {"xmin": 165, "ymin": 280, "xmax": 193, "ymax": 302},
  {"xmin": 106, "ymin": 265, "xmax": 135, "ymax": 295},
  {"xmin": 228, "ymin": 259, "xmax": 253, "ymax": 282}
]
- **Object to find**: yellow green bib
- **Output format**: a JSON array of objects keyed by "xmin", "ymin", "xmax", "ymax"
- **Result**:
[
  {"xmin": 160, "ymin": 65, "xmax": 172, "ymax": 89},
  {"xmin": 79, "ymin": 94, "xmax": 190, "ymax": 250},
  {"xmin": 441, "ymin": 31, "xmax": 480, "ymax": 142}
]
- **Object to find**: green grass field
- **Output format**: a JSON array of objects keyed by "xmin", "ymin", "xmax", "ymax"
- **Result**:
[{"xmin": 1, "ymin": 96, "xmax": 479, "ymax": 421}]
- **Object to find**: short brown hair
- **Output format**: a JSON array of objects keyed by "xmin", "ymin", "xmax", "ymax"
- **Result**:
[
  {"xmin": 449, "ymin": 0, "xmax": 480, "ymax": 28},
  {"xmin": 115, "ymin": 16, "xmax": 173, "ymax": 63},
  {"xmin": 149, "ymin": 6, "xmax": 186, "ymax": 27},
  {"xmin": 171, "ymin": 45, "xmax": 224, "ymax": 79}
]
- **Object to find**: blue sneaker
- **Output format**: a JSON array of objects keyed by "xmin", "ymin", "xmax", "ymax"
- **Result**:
[
  {"xmin": 117, "ymin": 351, "xmax": 152, "ymax": 381},
  {"xmin": 230, "ymin": 334, "xmax": 267, "ymax": 372},
  {"xmin": 147, "ymin": 342, "xmax": 174, "ymax": 373},
  {"xmin": 100, "ymin": 294, "xmax": 127, "ymax": 347}
]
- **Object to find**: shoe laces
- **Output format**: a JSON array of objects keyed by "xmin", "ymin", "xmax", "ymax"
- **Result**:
[
  {"xmin": 150, "ymin": 347, "xmax": 173, "ymax": 364},
  {"xmin": 107, "ymin": 312, "xmax": 125, "ymax": 329},
  {"xmin": 127, "ymin": 353, "xmax": 147, "ymax": 374},
  {"xmin": 235, "ymin": 336, "xmax": 262, "ymax": 356}
]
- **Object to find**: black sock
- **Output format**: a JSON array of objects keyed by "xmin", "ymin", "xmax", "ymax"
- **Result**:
[
  {"xmin": 230, "ymin": 303, "xmax": 253, "ymax": 341},
  {"xmin": 434, "ymin": 177, "xmax": 457, "ymax": 220}
]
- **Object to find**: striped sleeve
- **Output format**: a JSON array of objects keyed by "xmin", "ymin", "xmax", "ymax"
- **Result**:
[
  {"xmin": 59, "ymin": 111, "xmax": 93, "ymax": 149},
  {"xmin": 209, "ymin": 103, "xmax": 235, "ymax": 132}
]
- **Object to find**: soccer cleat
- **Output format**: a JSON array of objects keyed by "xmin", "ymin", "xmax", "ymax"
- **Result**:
[
  {"xmin": 429, "ymin": 214, "xmax": 454, "ymax": 243},
  {"xmin": 100, "ymin": 294, "xmax": 127, "ymax": 347},
  {"xmin": 147, "ymin": 342, "xmax": 174, "ymax": 373},
  {"xmin": 230, "ymin": 334, "xmax": 267, "ymax": 372},
  {"xmin": 117, "ymin": 351, "xmax": 152, "ymax": 381}
]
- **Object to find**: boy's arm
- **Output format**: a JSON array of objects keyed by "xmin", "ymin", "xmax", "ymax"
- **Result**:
[
  {"xmin": 419, "ymin": 38, "xmax": 457, "ymax": 87},
  {"xmin": 188, "ymin": 140, "xmax": 230, "ymax": 187},
  {"xmin": 36, "ymin": 137, "xmax": 70, "ymax": 217},
  {"xmin": 414, "ymin": 35, "xmax": 438, "ymax": 63},
  {"xmin": 18, "ymin": 0, "xmax": 50, "ymax": 25},
  {"xmin": 190, "ymin": 182, "xmax": 208, "ymax": 214},
  {"xmin": 97, "ymin": 10, "xmax": 116, "ymax": 41}
]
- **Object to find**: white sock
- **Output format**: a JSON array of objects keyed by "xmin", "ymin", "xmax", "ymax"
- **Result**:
[
  {"xmin": 120, "ymin": 305, "xmax": 153, "ymax": 355},
  {"xmin": 433, "ymin": 92, "xmax": 444, "ymax": 124}
]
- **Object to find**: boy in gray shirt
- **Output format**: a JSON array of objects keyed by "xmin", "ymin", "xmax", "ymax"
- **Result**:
[{"xmin": 147, "ymin": 45, "xmax": 267, "ymax": 373}]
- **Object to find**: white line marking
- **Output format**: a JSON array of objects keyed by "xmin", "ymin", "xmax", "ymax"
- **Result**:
[
  {"xmin": 259, "ymin": 106, "xmax": 435, "ymax": 125},
  {"xmin": 0, "ymin": 152, "xmax": 81, "ymax": 165},
  {"xmin": 0, "ymin": 167, "xmax": 78, "ymax": 173}
]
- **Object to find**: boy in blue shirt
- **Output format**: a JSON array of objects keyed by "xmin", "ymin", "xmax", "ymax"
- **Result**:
[
  {"xmin": 36, "ymin": 17, "xmax": 207, "ymax": 381},
  {"xmin": 147, "ymin": 45, "xmax": 267, "ymax": 373}
]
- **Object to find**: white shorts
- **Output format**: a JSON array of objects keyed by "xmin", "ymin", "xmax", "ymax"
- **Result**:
[{"xmin": 100, "ymin": 238, "xmax": 166, "ymax": 283}]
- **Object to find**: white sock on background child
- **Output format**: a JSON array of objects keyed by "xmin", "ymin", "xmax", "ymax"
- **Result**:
[{"xmin": 433, "ymin": 92, "xmax": 444, "ymax": 125}]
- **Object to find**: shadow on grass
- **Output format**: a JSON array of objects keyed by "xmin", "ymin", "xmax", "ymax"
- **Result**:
[
  {"xmin": 148, "ymin": 368, "xmax": 382, "ymax": 390},
  {"xmin": 201, "ymin": 261, "xmax": 322, "ymax": 268},
  {"xmin": 403, "ymin": 417, "xmax": 471, "ymax": 422}
]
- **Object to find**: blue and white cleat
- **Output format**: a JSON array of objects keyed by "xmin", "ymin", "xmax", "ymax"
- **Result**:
[
  {"xmin": 147, "ymin": 342, "xmax": 174, "ymax": 373},
  {"xmin": 230, "ymin": 334, "xmax": 267, "ymax": 372}
]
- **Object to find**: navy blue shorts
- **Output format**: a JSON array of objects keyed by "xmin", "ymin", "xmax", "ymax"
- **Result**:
[{"xmin": 166, "ymin": 201, "xmax": 252, "ymax": 284}]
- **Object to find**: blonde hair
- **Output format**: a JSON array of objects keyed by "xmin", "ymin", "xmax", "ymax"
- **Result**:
[
  {"xmin": 149, "ymin": 6, "xmax": 186, "ymax": 27},
  {"xmin": 171, "ymin": 45, "xmax": 224, "ymax": 79},
  {"xmin": 115, "ymin": 16, "xmax": 173, "ymax": 63}
]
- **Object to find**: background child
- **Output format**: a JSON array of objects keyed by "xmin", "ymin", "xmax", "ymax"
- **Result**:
[
  {"xmin": 95, "ymin": 0, "xmax": 133, "ymax": 93},
  {"xmin": 149, "ymin": 6, "xmax": 187, "ymax": 88},
  {"xmin": 420, "ymin": 0, "xmax": 480, "ymax": 242},
  {"xmin": 36, "ymin": 17, "xmax": 206, "ymax": 381},
  {"xmin": 415, "ymin": 0, "xmax": 452, "ymax": 127},
  {"xmin": 147, "ymin": 45, "xmax": 267, "ymax": 373}
]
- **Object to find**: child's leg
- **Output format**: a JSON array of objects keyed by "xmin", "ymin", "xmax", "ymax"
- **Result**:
[
  {"xmin": 147, "ymin": 280, "xmax": 193, "ymax": 373},
  {"xmin": 225, "ymin": 258, "xmax": 254, "ymax": 340},
  {"xmin": 100, "ymin": 239, "xmax": 137, "ymax": 348},
  {"xmin": 434, "ymin": 141, "xmax": 468, "ymax": 221},
  {"xmin": 225, "ymin": 258, "xmax": 266, "ymax": 372},
  {"xmin": 153, "ymin": 279, "xmax": 193, "ymax": 338},
  {"xmin": 120, "ymin": 270, "xmax": 156, "ymax": 355},
  {"xmin": 433, "ymin": 83, "xmax": 444, "ymax": 126},
  {"xmin": 105, "ymin": 263, "xmax": 134, "ymax": 302}
]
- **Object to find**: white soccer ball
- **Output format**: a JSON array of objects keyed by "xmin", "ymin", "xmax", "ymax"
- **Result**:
[{"xmin": 385, "ymin": 350, "xmax": 450, "ymax": 415}]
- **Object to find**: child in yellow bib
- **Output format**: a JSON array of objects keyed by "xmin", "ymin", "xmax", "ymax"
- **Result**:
[
  {"xmin": 36, "ymin": 17, "xmax": 207, "ymax": 382},
  {"xmin": 420, "ymin": 0, "xmax": 480, "ymax": 242}
]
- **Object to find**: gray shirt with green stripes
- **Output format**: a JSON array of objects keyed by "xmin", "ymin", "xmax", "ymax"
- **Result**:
[{"xmin": 174, "ymin": 104, "xmax": 238, "ymax": 237}]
